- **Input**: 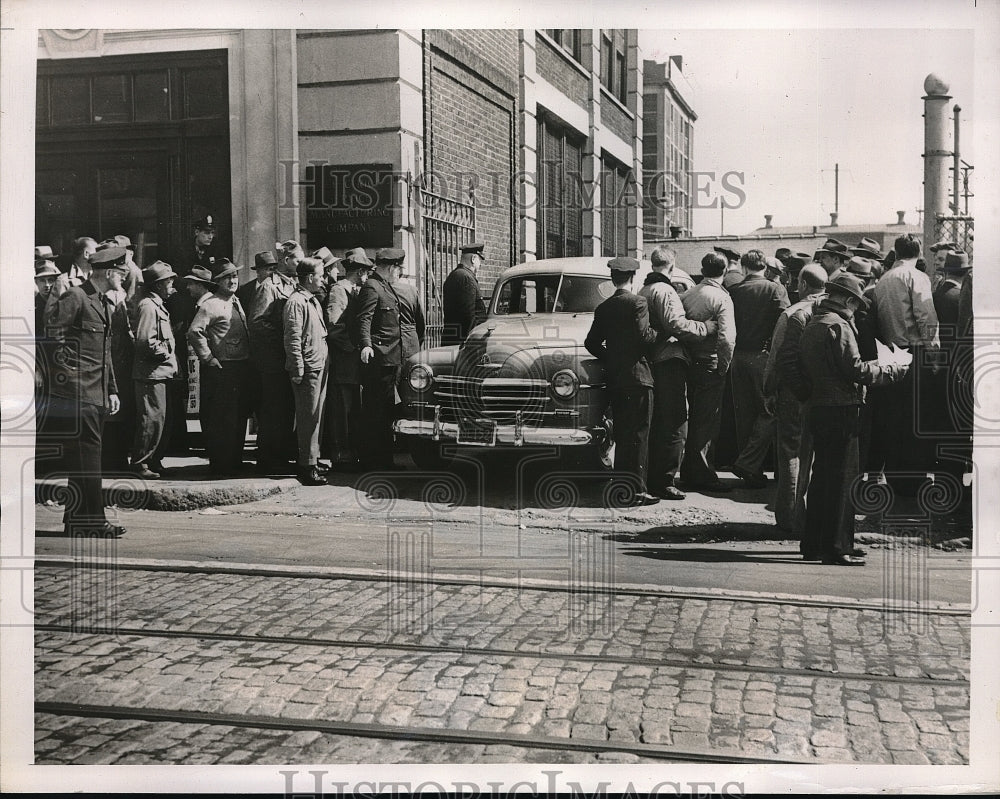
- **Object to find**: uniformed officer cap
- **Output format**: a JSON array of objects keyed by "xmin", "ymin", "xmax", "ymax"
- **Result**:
[
  {"xmin": 253, "ymin": 251, "xmax": 278, "ymax": 269},
  {"xmin": 607, "ymin": 257, "xmax": 640, "ymax": 273},
  {"xmin": 90, "ymin": 246, "xmax": 127, "ymax": 268},
  {"xmin": 194, "ymin": 214, "xmax": 217, "ymax": 231},
  {"xmin": 460, "ymin": 241, "xmax": 485, "ymax": 254},
  {"xmin": 375, "ymin": 247, "xmax": 406, "ymax": 266}
]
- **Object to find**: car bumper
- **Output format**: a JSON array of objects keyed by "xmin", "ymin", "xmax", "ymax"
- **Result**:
[{"xmin": 393, "ymin": 418, "xmax": 596, "ymax": 447}]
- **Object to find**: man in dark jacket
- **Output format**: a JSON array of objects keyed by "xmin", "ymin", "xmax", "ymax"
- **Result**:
[
  {"xmin": 799, "ymin": 274, "xmax": 907, "ymax": 566},
  {"xmin": 355, "ymin": 248, "xmax": 408, "ymax": 470},
  {"xmin": 45, "ymin": 246, "xmax": 128, "ymax": 537},
  {"xmin": 585, "ymin": 257, "xmax": 660, "ymax": 507},
  {"xmin": 442, "ymin": 241, "xmax": 487, "ymax": 346},
  {"xmin": 729, "ymin": 249, "xmax": 789, "ymax": 487}
]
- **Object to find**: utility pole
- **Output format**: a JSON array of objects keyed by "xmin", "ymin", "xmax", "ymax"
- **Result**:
[{"xmin": 834, "ymin": 163, "xmax": 839, "ymax": 214}]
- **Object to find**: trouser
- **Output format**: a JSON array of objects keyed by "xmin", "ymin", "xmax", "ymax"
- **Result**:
[
  {"xmin": 732, "ymin": 349, "xmax": 775, "ymax": 475},
  {"xmin": 774, "ymin": 386, "xmax": 812, "ymax": 533},
  {"xmin": 680, "ymin": 362, "xmax": 726, "ymax": 485},
  {"xmin": 360, "ymin": 363, "xmax": 401, "ymax": 469},
  {"xmin": 648, "ymin": 359, "xmax": 688, "ymax": 491},
  {"xmin": 132, "ymin": 380, "xmax": 168, "ymax": 467},
  {"xmin": 803, "ymin": 405, "xmax": 860, "ymax": 559},
  {"xmin": 291, "ymin": 366, "xmax": 329, "ymax": 468},
  {"xmin": 611, "ymin": 385, "xmax": 653, "ymax": 493},
  {"xmin": 325, "ymin": 382, "xmax": 362, "ymax": 463},
  {"xmin": 257, "ymin": 369, "xmax": 295, "ymax": 467},
  {"xmin": 164, "ymin": 376, "xmax": 190, "ymax": 455},
  {"xmin": 102, "ymin": 373, "xmax": 135, "ymax": 471},
  {"xmin": 199, "ymin": 360, "xmax": 250, "ymax": 474},
  {"xmin": 47, "ymin": 397, "xmax": 108, "ymax": 529},
  {"xmin": 871, "ymin": 355, "xmax": 936, "ymax": 494}
]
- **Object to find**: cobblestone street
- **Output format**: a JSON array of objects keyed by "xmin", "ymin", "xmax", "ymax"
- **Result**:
[{"xmin": 34, "ymin": 564, "xmax": 969, "ymax": 765}]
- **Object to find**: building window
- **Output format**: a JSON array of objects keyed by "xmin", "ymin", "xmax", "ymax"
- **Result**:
[
  {"xmin": 544, "ymin": 29, "xmax": 582, "ymax": 63},
  {"xmin": 600, "ymin": 30, "xmax": 627, "ymax": 104},
  {"xmin": 536, "ymin": 115, "xmax": 583, "ymax": 259},
  {"xmin": 601, "ymin": 155, "xmax": 631, "ymax": 257}
]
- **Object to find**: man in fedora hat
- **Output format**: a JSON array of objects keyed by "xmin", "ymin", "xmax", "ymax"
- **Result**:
[
  {"xmin": 34, "ymin": 257, "xmax": 62, "ymax": 445},
  {"xmin": 813, "ymin": 238, "xmax": 851, "ymax": 279},
  {"xmin": 238, "ymin": 250, "xmax": 295, "ymax": 474},
  {"xmin": 870, "ymin": 234, "xmax": 940, "ymax": 494},
  {"xmin": 131, "ymin": 261, "xmax": 179, "ymax": 479},
  {"xmin": 782, "ymin": 252, "xmax": 813, "ymax": 304},
  {"xmin": 799, "ymin": 273, "xmax": 909, "ymax": 566},
  {"xmin": 44, "ymin": 246, "xmax": 130, "ymax": 538},
  {"xmin": 933, "ymin": 250, "xmax": 973, "ymax": 480},
  {"xmin": 323, "ymin": 247, "xmax": 371, "ymax": 470},
  {"xmin": 928, "ymin": 239, "xmax": 958, "ymax": 289},
  {"xmin": 187, "ymin": 259, "xmax": 252, "ymax": 475},
  {"xmin": 585, "ymin": 257, "xmax": 661, "ymax": 507},
  {"xmin": 442, "ymin": 241, "xmax": 488, "ymax": 346}
]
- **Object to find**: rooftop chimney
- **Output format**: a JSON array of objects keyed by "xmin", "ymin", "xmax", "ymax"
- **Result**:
[
  {"xmin": 896, "ymin": 210, "xmax": 906, "ymax": 225},
  {"xmin": 764, "ymin": 214, "xmax": 773, "ymax": 229},
  {"xmin": 829, "ymin": 212, "xmax": 838, "ymax": 227}
]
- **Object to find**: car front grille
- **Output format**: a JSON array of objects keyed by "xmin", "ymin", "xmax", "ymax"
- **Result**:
[{"xmin": 431, "ymin": 375, "xmax": 552, "ymax": 424}]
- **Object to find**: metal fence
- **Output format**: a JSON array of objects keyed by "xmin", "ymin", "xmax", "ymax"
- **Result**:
[
  {"xmin": 416, "ymin": 187, "xmax": 476, "ymax": 348},
  {"xmin": 934, "ymin": 215, "xmax": 974, "ymax": 260}
]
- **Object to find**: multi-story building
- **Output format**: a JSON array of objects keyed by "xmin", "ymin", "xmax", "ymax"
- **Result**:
[
  {"xmin": 642, "ymin": 56, "xmax": 696, "ymax": 239},
  {"xmin": 34, "ymin": 28, "xmax": 643, "ymax": 345}
]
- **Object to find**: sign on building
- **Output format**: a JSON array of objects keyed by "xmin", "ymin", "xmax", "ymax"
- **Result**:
[{"xmin": 305, "ymin": 163, "xmax": 394, "ymax": 249}]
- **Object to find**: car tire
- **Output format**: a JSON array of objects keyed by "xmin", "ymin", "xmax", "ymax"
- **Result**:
[{"xmin": 407, "ymin": 437, "xmax": 455, "ymax": 470}]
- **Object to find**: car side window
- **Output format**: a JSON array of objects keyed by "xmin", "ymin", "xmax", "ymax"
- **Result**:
[{"xmin": 555, "ymin": 276, "xmax": 614, "ymax": 312}]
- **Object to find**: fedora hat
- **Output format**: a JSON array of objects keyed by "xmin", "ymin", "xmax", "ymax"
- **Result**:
[
  {"xmin": 211, "ymin": 258, "xmax": 240, "ymax": 281},
  {"xmin": 814, "ymin": 238, "xmax": 850, "ymax": 260},
  {"xmin": 846, "ymin": 256, "xmax": 874, "ymax": 278},
  {"xmin": 941, "ymin": 250, "xmax": 971, "ymax": 273},
  {"xmin": 253, "ymin": 251, "xmax": 278, "ymax": 270},
  {"xmin": 34, "ymin": 245, "xmax": 58, "ymax": 261},
  {"xmin": 343, "ymin": 246, "xmax": 373, "ymax": 268},
  {"xmin": 311, "ymin": 246, "xmax": 340, "ymax": 269},
  {"xmin": 142, "ymin": 260, "xmax": 177, "ymax": 284},
  {"xmin": 34, "ymin": 260, "xmax": 61, "ymax": 279},
  {"xmin": 786, "ymin": 251, "xmax": 813, "ymax": 269},
  {"xmin": 181, "ymin": 266, "xmax": 216, "ymax": 286},
  {"xmin": 850, "ymin": 237, "xmax": 882, "ymax": 259},
  {"xmin": 826, "ymin": 273, "xmax": 870, "ymax": 307}
]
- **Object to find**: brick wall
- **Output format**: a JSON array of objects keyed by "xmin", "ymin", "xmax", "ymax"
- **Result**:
[
  {"xmin": 535, "ymin": 34, "xmax": 590, "ymax": 109},
  {"xmin": 600, "ymin": 94, "xmax": 634, "ymax": 144},
  {"xmin": 424, "ymin": 31, "xmax": 519, "ymax": 293}
]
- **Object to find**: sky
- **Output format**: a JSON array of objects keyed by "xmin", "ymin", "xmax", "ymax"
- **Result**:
[{"xmin": 642, "ymin": 27, "xmax": 975, "ymax": 236}]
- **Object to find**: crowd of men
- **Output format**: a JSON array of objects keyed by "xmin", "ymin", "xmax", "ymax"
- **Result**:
[
  {"xmin": 33, "ymin": 217, "xmax": 500, "ymax": 538},
  {"xmin": 585, "ymin": 235, "xmax": 973, "ymax": 566}
]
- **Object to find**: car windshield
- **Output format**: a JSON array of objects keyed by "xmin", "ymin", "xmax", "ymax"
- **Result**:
[{"xmin": 492, "ymin": 274, "xmax": 614, "ymax": 315}]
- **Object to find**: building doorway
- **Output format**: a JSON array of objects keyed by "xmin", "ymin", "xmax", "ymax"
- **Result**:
[{"xmin": 35, "ymin": 48, "xmax": 231, "ymax": 266}]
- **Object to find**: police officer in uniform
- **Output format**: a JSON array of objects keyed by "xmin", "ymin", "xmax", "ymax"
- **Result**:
[
  {"xmin": 174, "ymin": 214, "xmax": 220, "ymax": 278},
  {"xmin": 355, "ymin": 247, "xmax": 409, "ymax": 471},
  {"xmin": 584, "ymin": 257, "xmax": 661, "ymax": 507},
  {"xmin": 442, "ymin": 241, "xmax": 487, "ymax": 346},
  {"xmin": 45, "ymin": 246, "xmax": 129, "ymax": 537}
]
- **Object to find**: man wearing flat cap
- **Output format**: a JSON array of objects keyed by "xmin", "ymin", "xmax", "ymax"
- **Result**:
[
  {"xmin": 324, "ymin": 247, "xmax": 372, "ymax": 470},
  {"xmin": 585, "ymin": 257, "xmax": 661, "ymax": 507},
  {"xmin": 44, "ymin": 246, "xmax": 129, "ymax": 538},
  {"xmin": 714, "ymin": 246, "xmax": 743, "ymax": 290},
  {"xmin": 799, "ymin": 273, "xmax": 909, "ymax": 566},
  {"xmin": 442, "ymin": 241, "xmax": 487, "ymax": 346},
  {"xmin": 187, "ymin": 259, "xmax": 252, "ymax": 475},
  {"xmin": 354, "ymin": 247, "xmax": 410, "ymax": 470},
  {"xmin": 238, "ymin": 249, "xmax": 296, "ymax": 474},
  {"xmin": 131, "ymin": 261, "xmax": 179, "ymax": 479}
]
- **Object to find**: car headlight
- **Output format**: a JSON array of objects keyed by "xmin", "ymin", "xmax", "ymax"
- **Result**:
[
  {"xmin": 408, "ymin": 363, "xmax": 434, "ymax": 392},
  {"xmin": 551, "ymin": 369, "xmax": 579, "ymax": 399}
]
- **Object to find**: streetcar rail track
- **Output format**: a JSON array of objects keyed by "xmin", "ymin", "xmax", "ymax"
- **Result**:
[
  {"xmin": 34, "ymin": 623, "xmax": 970, "ymax": 688},
  {"xmin": 34, "ymin": 701, "xmax": 839, "ymax": 765},
  {"xmin": 35, "ymin": 556, "xmax": 971, "ymax": 616}
]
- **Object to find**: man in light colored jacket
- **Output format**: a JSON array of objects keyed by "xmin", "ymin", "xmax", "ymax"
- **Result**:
[
  {"xmin": 637, "ymin": 245, "xmax": 717, "ymax": 500},
  {"xmin": 283, "ymin": 257, "xmax": 329, "ymax": 486},
  {"xmin": 131, "ymin": 261, "xmax": 178, "ymax": 479}
]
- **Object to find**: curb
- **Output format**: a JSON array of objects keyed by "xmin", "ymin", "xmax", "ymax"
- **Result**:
[{"xmin": 35, "ymin": 476, "xmax": 296, "ymax": 512}]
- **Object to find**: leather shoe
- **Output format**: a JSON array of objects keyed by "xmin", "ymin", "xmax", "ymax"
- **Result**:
[
  {"xmin": 66, "ymin": 522, "xmax": 126, "ymax": 538},
  {"xmin": 297, "ymin": 467, "xmax": 327, "ymax": 487},
  {"xmin": 655, "ymin": 485, "xmax": 686, "ymax": 501},
  {"xmin": 628, "ymin": 492, "xmax": 661, "ymax": 507},
  {"xmin": 850, "ymin": 547, "xmax": 867, "ymax": 557},
  {"xmin": 822, "ymin": 554, "xmax": 866, "ymax": 566},
  {"xmin": 732, "ymin": 465, "xmax": 769, "ymax": 488},
  {"xmin": 132, "ymin": 464, "xmax": 160, "ymax": 480}
]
